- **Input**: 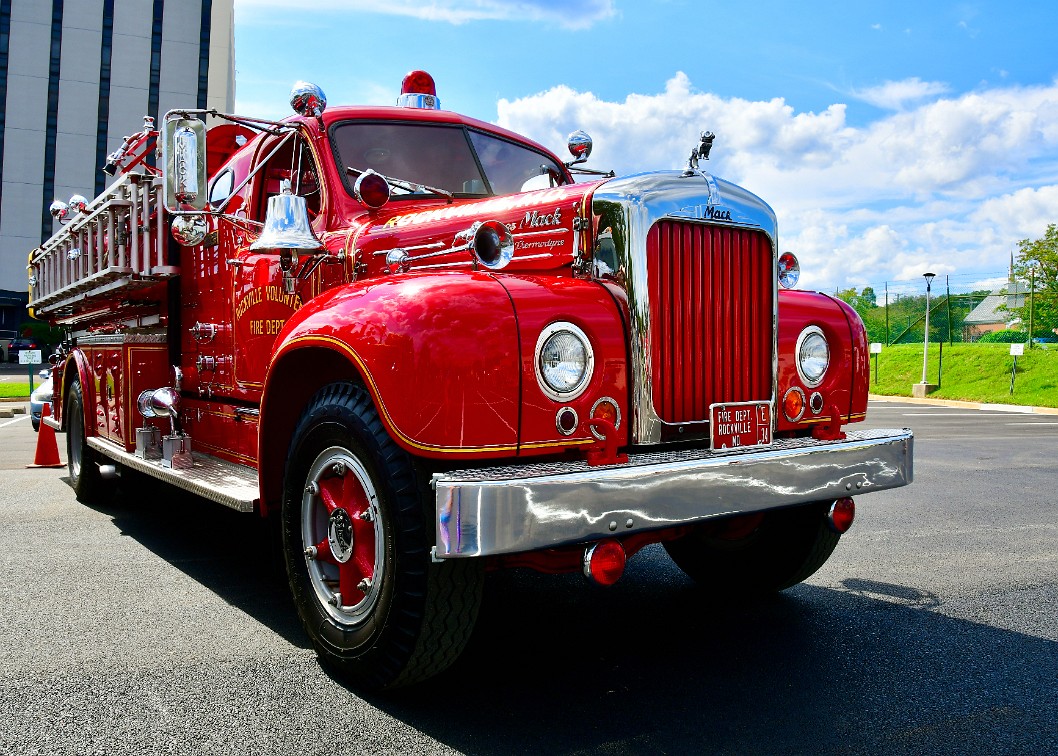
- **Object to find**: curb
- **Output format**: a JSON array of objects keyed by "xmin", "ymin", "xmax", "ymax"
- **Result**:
[{"xmin": 869, "ymin": 394, "xmax": 1058, "ymax": 416}]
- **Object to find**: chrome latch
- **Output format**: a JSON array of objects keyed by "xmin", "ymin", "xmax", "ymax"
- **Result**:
[{"xmin": 190, "ymin": 322, "xmax": 219, "ymax": 343}]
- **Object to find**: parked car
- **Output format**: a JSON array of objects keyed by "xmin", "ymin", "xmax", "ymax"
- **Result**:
[
  {"xmin": 0, "ymin": 330, "xmax": 17, "ymax": 362},
  {"xmin": 7, "ymin": 337, "xmax": 45, "ymax": 363},
  {"xmin": 30, "ymin": 370, "xmax": 53, "ymax": 432}
]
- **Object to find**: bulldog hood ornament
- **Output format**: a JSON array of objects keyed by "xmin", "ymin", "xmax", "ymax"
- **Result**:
[
  {"xmin": 682, "ymin": 131, "xmax": 715, "ymax": 176},
  {"xmin": 680, "ymin": 130, "xmax": 721, "ymax": 206}
]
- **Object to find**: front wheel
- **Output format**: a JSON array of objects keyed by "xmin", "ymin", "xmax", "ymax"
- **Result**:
[
  {"xmin": 663, "ymin": 502, "xmax": 841, "ymax": 597},
  {"xmin": 281, "ymin": 382, "xmax": 482, "ymax": 690}
]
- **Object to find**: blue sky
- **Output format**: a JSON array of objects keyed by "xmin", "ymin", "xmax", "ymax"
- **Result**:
[{"xmin": 234, "ymin": 0, "xmax": 1058, "ymax": 294}]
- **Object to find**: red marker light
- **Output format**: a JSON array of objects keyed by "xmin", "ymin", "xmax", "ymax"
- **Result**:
[
  {"xmin": 354, "ymin": 170, "xmax": 391, "ymax": 210},
  {"xmin": 401, "ymin": 70, "xmax": 436, "ymax": 96},
  {"xmin": 778, "ymin": 251, "xmax": 800, "ymax": 289},
  {"xmin": 397, "ymin": 70, "xmax": 441, "ymax": 109}
]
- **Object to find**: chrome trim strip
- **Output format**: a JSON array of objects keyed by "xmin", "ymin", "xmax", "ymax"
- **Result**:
[
  {"xmin": 510, "ymin": 253, "xmax": 553, "ymax": 262},
  {"xmin": 433, "ymin": 428, "xmax": 912, "ymax": 558},
  {"xmin": 372, "ymin": 241, "xmax": 445, "ymax": 255},
  {"xmin": 74, "ymin": 332, "xmax": 167, "ymax": 346},
  {"xmin": 87, "ymin": 436, "xmax": 258, "ymax": 513},
  {"xmin": 516, "ymin": 228, "xmax": 568, "ymax": 238},
  {"xmin": 590, "ymin": 171, "xmax": 780, "ymax": 444}
]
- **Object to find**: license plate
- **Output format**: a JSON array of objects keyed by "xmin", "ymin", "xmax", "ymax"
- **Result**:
[{"xmin": 709, "ymin": 401, "xmax": 772, "ymax": 451}]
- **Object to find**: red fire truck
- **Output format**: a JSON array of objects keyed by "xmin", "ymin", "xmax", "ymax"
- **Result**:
[{"xmin": 28, "ymin": 72, "xmax": 912, "ymax": 689}]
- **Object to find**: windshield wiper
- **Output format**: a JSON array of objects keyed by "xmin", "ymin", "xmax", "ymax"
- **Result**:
[{"xmin": 346, "ymin": 166, "xmax": 454, "ymax": 204}]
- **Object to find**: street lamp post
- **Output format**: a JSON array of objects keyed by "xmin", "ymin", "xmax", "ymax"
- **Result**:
[{"xmin": 921, "ymin": 272, "xmax": 935, "ymax": 384}]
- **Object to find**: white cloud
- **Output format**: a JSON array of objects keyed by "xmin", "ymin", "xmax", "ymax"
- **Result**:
[
  {"xmin": 234, "ymin": 0, "xmax": 615, "ymax": 29},
  {"xmin": 496, "ymin": 74, "xmax": 1058, "ymax": 291},
  {"xmin": 851, "ymin": 77, "xmax": 950, "ymax": 110}
]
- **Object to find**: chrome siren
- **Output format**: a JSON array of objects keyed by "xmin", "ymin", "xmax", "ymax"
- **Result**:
[
  {"xmin": 567, "ymin": 131, "xmax": 593, "ymax": 164},
  {"xmin": 290, "ymin": 82, "xmax": 327, "ymax": 118}
]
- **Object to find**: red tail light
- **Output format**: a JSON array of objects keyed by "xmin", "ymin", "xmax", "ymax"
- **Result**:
[
  {"xmin": 583, "ymin": 540, "xmax": 626, "ymax": 586},
  {"xmin": 827, "ymin": 497, "xmax": 855, "ymax": 534}
]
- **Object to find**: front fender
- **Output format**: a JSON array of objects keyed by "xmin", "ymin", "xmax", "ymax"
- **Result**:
[
  {"xmin": 60, "ymin": 349, "xmax": 94, "ymax": 434},
  {"xmin": 268, "ymin": 271, "xmax": 521, "ymax": 457},
  {"xmin": 777, "ymin": 289, "xmax": 865, "ymax": 430}
]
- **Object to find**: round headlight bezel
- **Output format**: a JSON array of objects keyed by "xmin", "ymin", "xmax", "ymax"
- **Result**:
[
  {"xmin": 534, "ymin": 322, "xmax": 594, "ymax": 402},
  {"xmin": 795, "ymin": 325, "xmax": 830, "ymax": 387}
]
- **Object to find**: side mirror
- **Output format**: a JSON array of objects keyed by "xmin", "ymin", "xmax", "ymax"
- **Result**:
[{"xmin": 162, "ymin": 113, "xmax": 207, "ymax": 212}]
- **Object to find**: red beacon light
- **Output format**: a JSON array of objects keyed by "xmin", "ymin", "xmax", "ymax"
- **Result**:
[{"xmin": 397, "ymin": 70, "xmax": 441, "ymax": 110}]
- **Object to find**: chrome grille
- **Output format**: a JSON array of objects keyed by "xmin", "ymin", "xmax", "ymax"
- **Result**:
[{"xmin": 646, "ymin": 220, "xmax": 774, "ymax": 424}]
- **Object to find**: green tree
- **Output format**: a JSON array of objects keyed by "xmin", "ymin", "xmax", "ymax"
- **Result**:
[
  {"xmin": 1011, "ymin": 223, "xmax": 1058, "ymax": 335},
  {"xmin": 835, "ymin": 286, "xmax": 888, "ymax": 343},
  {"xmin": 835, "ymin": 286, "xmax": 877, "ymax": 316}
]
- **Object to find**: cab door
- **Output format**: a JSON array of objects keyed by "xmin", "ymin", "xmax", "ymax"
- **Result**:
[{"xmin": 230, "ymin": 133, "xmax": 326, "ymax": 392}]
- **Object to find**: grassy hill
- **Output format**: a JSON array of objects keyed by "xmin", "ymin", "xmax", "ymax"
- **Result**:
[{"xmin": 869, "ymin": 342, "xmax": 1058, "ymax": 408}]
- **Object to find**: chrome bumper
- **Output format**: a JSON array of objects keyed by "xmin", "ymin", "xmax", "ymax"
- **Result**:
[{"xmin": 432, "ymin": 428, "xmax": 913, "ymax": 558}]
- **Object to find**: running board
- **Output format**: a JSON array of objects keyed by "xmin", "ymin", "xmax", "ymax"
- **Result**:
[{"xmin": 87, "ymin": 436, "xmax": 259, "ymax": 513}]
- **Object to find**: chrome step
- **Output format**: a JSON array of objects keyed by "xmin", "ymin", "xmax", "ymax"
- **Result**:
[{"xmin": 87, "ymin": 436, "xmax": 258, "ymax": 513}]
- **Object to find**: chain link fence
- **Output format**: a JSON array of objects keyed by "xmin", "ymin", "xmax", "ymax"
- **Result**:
[{"xmin": 832, "ymin": 270, "xmax": 1052, "ymax": 346}]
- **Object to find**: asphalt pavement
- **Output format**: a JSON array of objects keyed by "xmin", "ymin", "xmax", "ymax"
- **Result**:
[{"xmin": 0, "ymin": 401, "xmax": 1055, "ymax": 754}]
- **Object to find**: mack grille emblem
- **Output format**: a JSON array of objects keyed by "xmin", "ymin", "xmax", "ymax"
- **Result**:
[
  {"xmin": 674, "ymin": 203, "xmax": 734, "ymax": 222},
  {"xmin": 702, "ymin": 205, "xmax": 731, "ymax": 221}
]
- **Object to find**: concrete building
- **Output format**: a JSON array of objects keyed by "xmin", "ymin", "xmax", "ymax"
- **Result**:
[{"xmin": 0, "ymin": 0, "xmax": 235, "ymax": 336}]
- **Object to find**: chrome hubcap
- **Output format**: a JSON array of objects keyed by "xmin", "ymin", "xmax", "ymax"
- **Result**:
[
  {"xmin": 327, "ymin": 508, "xmax": 354, "ymax": 563},
  {"xmin": 301, "ymin": 447, "xmax": 384, "ymax": 625}
]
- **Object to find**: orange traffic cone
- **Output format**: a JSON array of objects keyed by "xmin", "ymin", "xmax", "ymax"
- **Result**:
[{"xmin": 27, "ymin": 403, "xmax": 63, "ymax": 469}]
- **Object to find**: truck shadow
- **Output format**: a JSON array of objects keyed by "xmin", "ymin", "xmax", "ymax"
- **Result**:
[
  {"xmin": 376, "ymin": 554, "xmax": 1056, "ymax": 755},
  {"xmin": 83, "ymin": 471, "xmax": 308, "ymax": 649},
  {"xmin": 88, "ymin": 479, "xmax": 1057, "ymax": 754}
]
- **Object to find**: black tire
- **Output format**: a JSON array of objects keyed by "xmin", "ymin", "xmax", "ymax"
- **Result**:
[
  {"xmin": 663, "ymin": 501, "xmax": 840, "ymax": 596},
  {"xmin": 281, "ymin": 381, "xmax": 483, "ymax": 690},
  {"xmin": 66, "ymin": 380, "xmax": 109, "ymax": 503}
]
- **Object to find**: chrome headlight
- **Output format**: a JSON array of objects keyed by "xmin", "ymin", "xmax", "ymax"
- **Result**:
[
  {"xmin": 796, "ymin": 326, "xmax": 829, "ymax": 387},
  {"xmin": 535, "ymin": 322, "xmax": 594, "ymax": 401}
]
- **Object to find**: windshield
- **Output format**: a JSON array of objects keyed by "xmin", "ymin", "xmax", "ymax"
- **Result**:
[{"xmin": 331, "ymin": 121, "xmax": 567, "ymax": 200}]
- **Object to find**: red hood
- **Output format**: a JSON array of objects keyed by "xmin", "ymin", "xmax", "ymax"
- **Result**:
[{"xmin": 341, "ymin": 181, "xmax": 610, "ymax": 276}]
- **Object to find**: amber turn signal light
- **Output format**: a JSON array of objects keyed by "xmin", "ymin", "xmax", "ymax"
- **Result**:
[{"xmin": 783, "ymin": 386, "xmax": 805, "ymax": 422}]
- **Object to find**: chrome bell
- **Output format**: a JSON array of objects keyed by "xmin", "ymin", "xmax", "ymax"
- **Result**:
[
  {"xmin": 250, "ymin": 180, "xmax": 323, "ymax": 253},
  {"xmin": 290, "ymin": 82, "xmax": 327, "ymax": 118}
]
